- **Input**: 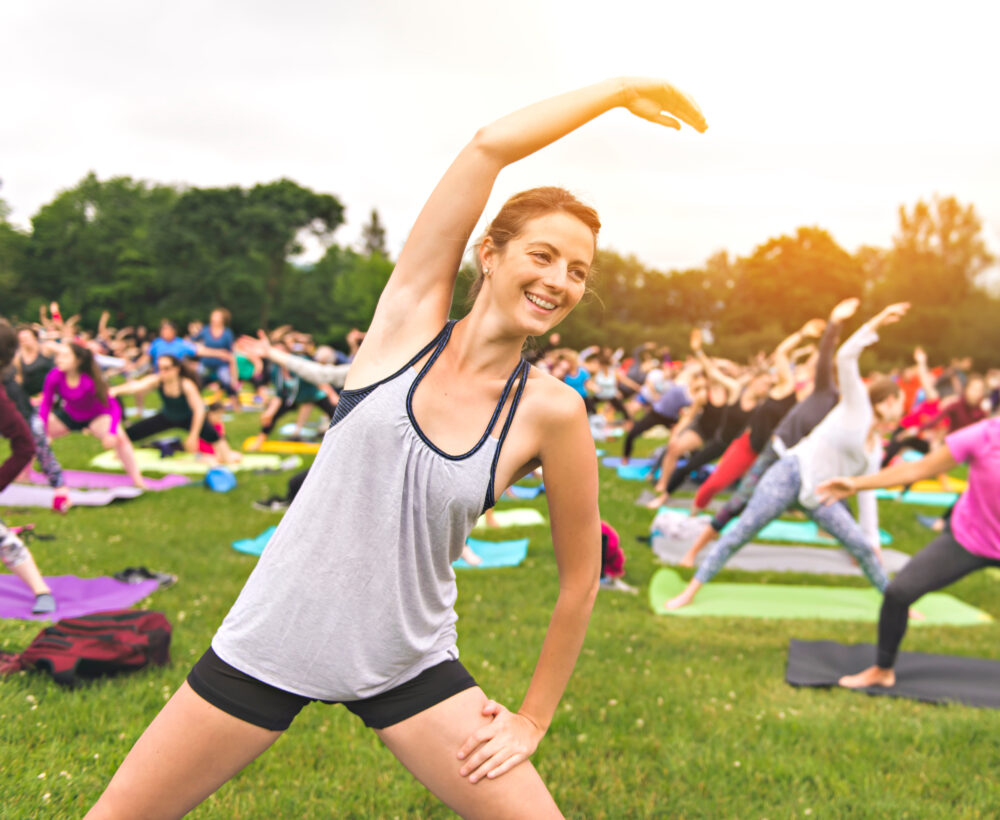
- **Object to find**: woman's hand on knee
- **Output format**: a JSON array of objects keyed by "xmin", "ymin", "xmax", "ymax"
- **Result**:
[{"xmin": 456, "ymin": 700, "xmax": 544, "ymax": 784}]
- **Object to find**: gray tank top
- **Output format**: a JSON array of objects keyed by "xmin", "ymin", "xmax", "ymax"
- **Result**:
[{"xmin": 212, "ymin": 322, "xmax": 529, "ymax": 701}]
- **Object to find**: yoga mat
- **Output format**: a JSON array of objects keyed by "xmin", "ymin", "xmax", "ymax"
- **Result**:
[
  {"xmin": 277, "ymin": 423, "xmax": 321, "ymax": 439},
  {"xmin": 648, "ymin": 568, "xmax": 992, "ymax": 624},
  {"xmin": 123, "ymin": 407, "xmax": 158, "ymax": 419},
  {"xmin": 505, "ymin": 484, "xmax": 544, "ymax": 500},
  {"xmin": 875, "ymin": 489, "xmax": 961, "ymax": 507},
  {"xmin": 786, "ymin": 640, "xmax": 1000, "ymax": 709},
  {"xmin": 91, "ymin": 449, "xmax": 300, "ymax": 475},
  {"xmin": 651, "ymin": 534, "xmax": 912, "ymax": 576},
  {"xmin": 232, "ymin": 526, "xmax": 276, "ymax": 556},
  {"xmin": 0, "ymin": 575, "xmax": 161, "ymax": 621},
  {"xmin": 0, "ymin": 484, "xmax": 143, "ymax": 508},
  {"xmin": 241, "ymin": 437, "xmax": 321, "ymax": 455},
  {"xmin": 721, "ymin": 518, "xmax": 893, "ymax": 546},
  {"xmin": 617, "ymin": 463, "xmax": 654, "ymax": 481},
  {"xmin": 28, "ymin": 469, "xmax": 190, "ymax": 491},
  {"xmin": 602, "ymin": 456, "xmax": 657, "ymax": 469},
  {"xmin": 474, "ymin": 509, "xmax": 546, "ymax": 529},
  {"xmin": 453, "ymin": 537, "xmax": 529, "ymax": 569}
]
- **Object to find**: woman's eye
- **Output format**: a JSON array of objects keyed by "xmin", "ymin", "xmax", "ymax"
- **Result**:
[{"xmin": 531, "ymin": 252, "xmax": 550, "ymax": 262}]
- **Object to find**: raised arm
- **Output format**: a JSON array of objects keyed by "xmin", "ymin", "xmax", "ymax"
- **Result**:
[
  {"xmin": 835, "ymin": 303, "xmax": 909, "ymax": 415},
  {"xmin": 690, "ymin": 329, "xmax": 741, "ymax": 402},
  {"xmin": 811, "ymin": 298, "xmax": 859, "ymax": 394},
  {"xmin": 110, "ymin": 374, "xmax": 161, "ymax": 398},
  {"xmin": 913, "ymin": 346, "xmax": 939, "ymax": 402},
  {"xmin": 363, "ymin": 79, "xmax": 706, "ymax": 354}
]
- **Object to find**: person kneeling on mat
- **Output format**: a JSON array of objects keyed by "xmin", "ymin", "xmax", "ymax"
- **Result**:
[{"xmin": 817, "ymin": 416, "xmax": 1000, "ymax": 689}]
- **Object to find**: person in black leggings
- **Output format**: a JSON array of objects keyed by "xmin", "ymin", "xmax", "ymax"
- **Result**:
[
  {"xmin": 111, "ymin": 355, "xmax": 241, "ymax": 465},
  {"xmin": 818, "ymin": 426, "xmax": 1000, "ymax": 689}
]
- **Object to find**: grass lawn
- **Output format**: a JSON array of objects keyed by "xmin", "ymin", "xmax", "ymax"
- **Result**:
[{"xmin": 1, "ymin": 411, "xmax": 998, "ymax": 819}]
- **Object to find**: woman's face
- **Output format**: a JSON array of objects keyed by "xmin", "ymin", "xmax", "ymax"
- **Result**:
[
  {"xmin": 874, "ymin": 393, "xmax": 904, "ymax": 426},
  {"xmin": 17, "ymin": 329, "xmax": 38, "ymax": 354},
  {"xmin": 482, "ymin": 212, "xmax": 594, "ymax": 336},
  {"xmin": 964, "ymin": 378, "xmax": 985, "ymax": 406},
  {"xmin": 210, "ymin": 310, "xmax": 225, "ymax": 326},
  {"xmin": 54, "ymin": 344, "xmax": 77, "ymax": 373},
  {"xmin": 160, "ymin": 323, "xmax": 176, "ymax": 341},
  {"xmin": 157, "ymin": 357, "xmax": 177, "ymax": 376}
]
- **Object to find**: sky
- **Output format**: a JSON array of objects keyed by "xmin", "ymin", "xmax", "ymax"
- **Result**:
[{"xmin": 3, "ymin": 0, "xmax": 1000, "ymax": 275}]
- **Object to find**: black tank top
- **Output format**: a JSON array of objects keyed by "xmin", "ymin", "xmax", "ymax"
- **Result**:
[{"xmin": 159, "ymin": 384, "xmax": 194, "ymax": 422}]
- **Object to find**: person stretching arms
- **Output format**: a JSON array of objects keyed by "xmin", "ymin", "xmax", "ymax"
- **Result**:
[{"xmin": 818, "ymin": 419, "xmax": 1000, "ymax": 689}]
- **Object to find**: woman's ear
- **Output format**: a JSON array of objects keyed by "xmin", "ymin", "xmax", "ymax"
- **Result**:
[{"xmin": 479, "ymin": 238, "xmax": 497, "ymax": 274}]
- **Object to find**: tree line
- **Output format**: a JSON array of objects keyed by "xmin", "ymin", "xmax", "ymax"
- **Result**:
[{"xmin": 1, "ymin": 173, "xmax": 996, "ymax": 370}]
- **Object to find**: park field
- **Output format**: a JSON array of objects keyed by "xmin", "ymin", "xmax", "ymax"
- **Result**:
[{"xmin": 1, "ymin": 410, "xmax": 998, "ymax": 819}]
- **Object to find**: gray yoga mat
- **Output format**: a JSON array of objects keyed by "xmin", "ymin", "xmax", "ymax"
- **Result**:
[
  {"xmin": 0, "ymin": 484, "xmax": 143, "ymax": 508},
  {"xmin": 786, "ymin": 640, "xmax": 1000, "ymax": 709},
  {"xmin": 651, "ymin": 533, "xmax": 911, "ymax": 576}
]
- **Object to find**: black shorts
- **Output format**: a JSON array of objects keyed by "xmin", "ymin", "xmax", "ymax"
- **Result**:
[
  {"xmin": 52, "ymin": 405, "xmax": 96, "ymax": 432},
  {"xmin": 187, "ymin": 647, "xmax": 477, "ymax": 732}
]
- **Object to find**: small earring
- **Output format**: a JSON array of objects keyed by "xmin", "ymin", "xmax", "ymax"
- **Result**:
[{"xmin": 483, "ymin": 268, "xmax": 490, "ymax": 276}]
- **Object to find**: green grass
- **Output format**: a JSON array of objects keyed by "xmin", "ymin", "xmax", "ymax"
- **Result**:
[{"xmin": 1, "ymin": 416, "xmax": 998, "ymax": 819}]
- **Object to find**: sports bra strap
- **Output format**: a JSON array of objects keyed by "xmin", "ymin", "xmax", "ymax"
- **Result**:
[{"xmin": 483, "ymin": 359, "xmax": 531, "ymax": 511}]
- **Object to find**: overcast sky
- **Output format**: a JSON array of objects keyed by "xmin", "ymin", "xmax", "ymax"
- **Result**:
[{"xmin": 3, "ymin": 0, "xmax": 999, "ymax": 274}]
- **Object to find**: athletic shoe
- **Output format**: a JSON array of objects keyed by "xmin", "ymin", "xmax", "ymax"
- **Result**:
[
  {"xmin": 252, "ymin": 496, "xmax": 289, "ymax": 512},
  {"xmin": 32, "ymin": 593, "xmax": 57, "ymax": 615}
]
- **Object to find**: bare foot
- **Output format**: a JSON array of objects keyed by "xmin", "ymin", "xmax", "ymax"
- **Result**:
[
  {"xmin": 838, "ymin": 665, "xmax": 895, "ymax": 689},
  {"xmin": 664, "ymin": 590, "xmax": 696, "ymax": 610},
  {"xmin": 134, "ymin": 478, "xmax": 148, "ymax": 491},
  {"xmin": 908, "ymin": 607, "xmax": 925, "ymax": 621},
  {"xmin": 645, "ymin": 493, "xmax": 668, "ymax": 510},
  {"xmin": 460, "ymin": 544, "xmax": 483, "ymax": 566},
  {"xmin": 483, "ymin": 510, "xmax": 500, "ymax": 529}
]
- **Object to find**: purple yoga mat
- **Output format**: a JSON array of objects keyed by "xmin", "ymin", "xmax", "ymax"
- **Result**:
[
  {"xmin": 0, "ymin": 575, "xmax": 161, "ymax": 621},
  {"xmin": 28, "ymin": 469, "xmax": 190, "ymax": 491}
]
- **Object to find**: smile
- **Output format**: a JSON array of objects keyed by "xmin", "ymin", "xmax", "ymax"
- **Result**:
[{"xmin": 525, "ymin": 292, "xmax": 557, "ymax": 311}]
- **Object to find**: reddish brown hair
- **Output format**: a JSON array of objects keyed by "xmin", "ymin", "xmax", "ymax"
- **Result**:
[{"xmin": 468, "ymin": 186, "xmax": 601, "ymax": 304}]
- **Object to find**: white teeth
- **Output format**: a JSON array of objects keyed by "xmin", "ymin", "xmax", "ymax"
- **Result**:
[{"xmin": 526, "ymin": 293, "xmax": 556, "ymax": 310}]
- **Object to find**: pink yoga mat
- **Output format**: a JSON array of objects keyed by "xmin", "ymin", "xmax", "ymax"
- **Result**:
[
  {"xmin": 28, "ymin": 469, "xmax": 190, "ymax": 491},
  {"xmin": 0, "ymin": 575, "xmax": 161, "ymax": 621}
]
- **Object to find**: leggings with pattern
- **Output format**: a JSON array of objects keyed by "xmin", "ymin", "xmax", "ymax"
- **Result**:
[
  {"xmin": 694, "ymin": 455, "xmax": 888, "ymax": 591},
  {"xmin": 0, "ymin": 518, "xmax": 29, "ymax": 570},
  {"xmin": 709, "ymin": 441, "xmax": 780, "ymax": 532},
  {"xmin": 28, "ymin": 413, "xmax": 64, "ymax": 488}
]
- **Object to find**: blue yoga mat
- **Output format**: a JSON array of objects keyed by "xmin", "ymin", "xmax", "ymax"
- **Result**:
[
  {"xmin": 719, "ymin": 518, "xmax": 893, "ymax": 546},
  {"xmin": 618, "ymin": 464, "xmax": 655, "ymax": 480},
  {"xmin": 875, "ymin": 489, "xmax": 960, "ymax": 507},
  {"xmin": 453, "ymin": 537, "xmax": 529, "ymax": 569},
  {"xmin": 505, "ymin": 483, "xmax": 544, "ymax": 500},
  {"xmin": 233, "ymin": 526, "xmax": 276, "ymax": 556},
  {"xmin": 602, "ymin": 456, "xmax": 656, "ymax": 469}
]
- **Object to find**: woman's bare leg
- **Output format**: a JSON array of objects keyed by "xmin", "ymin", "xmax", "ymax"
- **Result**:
[
  {"xmin": 86, "ymin": 682, "xmax": 283, "ymax": 820},
  {"xmin": 645, "ymin": 430, "xmax": 703, "ymax": 509},
  {"xmin": 678, "ymin": 524, "xmax": 717, "ymax": 568},
  {"xmin": 377, "ymin": 687, "xmax": 562, "ymax": 820},
  {"xmin": 91, "ymin": 416, "xmax": 146, "ymax": 489}
]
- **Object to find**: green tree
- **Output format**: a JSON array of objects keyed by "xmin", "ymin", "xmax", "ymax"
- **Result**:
[
  {"xmin": 0, "ymin": 196, "xmax": 29, "ymax": 317},
  {"xmin": 360, "ymin": 208, "xmax": 388, "ymax": 258}
]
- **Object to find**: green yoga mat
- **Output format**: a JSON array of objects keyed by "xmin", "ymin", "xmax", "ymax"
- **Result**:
[
  {"xmin": 719, "ymin": 518, "xmax": 893, "ymax": 546},
  {"xmin": 91, "ymin": 449, "xmax": 301, "ymax": 475},
  {"xmin": 649, "ymin": 568, "xmax": 992, "ymax": 624},
  {"xmin": 474, "ymin": 509, "xmax": 546, "ymax": 529}
]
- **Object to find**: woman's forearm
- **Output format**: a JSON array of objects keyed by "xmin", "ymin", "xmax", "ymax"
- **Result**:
[
  {"xmin": 518, "ymin": 584, "xmax": 599, "ymax": 732},
  {"xmin": 851, "ymin": 446, "xmax": 958, "ymax": 492}
]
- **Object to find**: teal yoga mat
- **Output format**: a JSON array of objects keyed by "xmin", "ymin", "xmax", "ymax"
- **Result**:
[
  {"xmin": 232, "ymin": 526, "xmax": 276, "ymax": 556},
  {"xmin": 719, "ymin": 517, "xmax": 893, "ymax": 546},
  {"xmin": 649, "ymin": 568, "xmax": 992, "ymax": 624},
  {"xmin": 875, "ymin": 489, "xmax": 960, "ymax": 506},
  {"xmin": 474, "ymin": 509, "xmax": 546, "ymax": 529},
  {"xmin": 505, "ymin": 483, "xmax": 544, "ymax": 500},
  {"xmin": 453, "ymin": 538, "xmax": 529, "ymax": 569}
]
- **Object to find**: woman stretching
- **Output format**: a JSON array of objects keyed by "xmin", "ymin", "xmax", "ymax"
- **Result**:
[
  {"xmin": 0, "ymin": 319, "xmax": 56, "ymax": 613},
  {"xmin": 39, "ymin": 343, "xmax": 145, "ymax": 490},
  {"xmin": 111, "ymin": 356, "xmax": 241, "ymax": 465},
  {"xmin": 87, "ymin": 78, "xmax": 706, "ymax": 819},
  {"xmin": 663, "ymin": 303, "xmax": 909, "ymax": 610},
  {"xmin": 818, "ymin": 418, "xmax": 1000, "ymax": 689}
]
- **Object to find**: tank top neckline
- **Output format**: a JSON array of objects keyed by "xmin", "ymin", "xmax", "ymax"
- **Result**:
[{"xmin": 405, "ymin": 320, "xmax": 527, "ymax": 462}]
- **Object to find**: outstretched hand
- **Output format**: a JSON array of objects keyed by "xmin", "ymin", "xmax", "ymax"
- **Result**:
[
  {"xmin": 235, "ymin": 331, "xmax": 273, "ymax": 360},
  {"xmin": 830, "ymin": 297, "xmax": 860, "ymax": 323},
  {"xmin": 816, "ymin": 476, "xmax": 857, "ymax": 505},
  {"xmin": 800, "ymin": 318, "xmax": 827, "ymax": 338},
  {"xmin": 456, "ymin": 700, "xmax": 544, "ymax": 784},
  {"xmin": 621, "ymin": 79, "xmax": 708, "ymax": 133},
  {"xmin": 689, "ymin": 327, "xmax": 703, "ymax": 353},
  {"xmin": 873, "ymin": 302, "xmax": 910, "ymax": 329}
]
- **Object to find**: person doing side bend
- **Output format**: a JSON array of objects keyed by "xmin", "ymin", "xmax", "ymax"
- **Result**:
[
  {"xmin": 818, "ymin": 417, "xmax": 1000, "ymax": 689},
  {"xmin": 39, "ymin": 343, "xmax": 146, "ymax": 490},
  {"xmin": 678, "ymin": 297, "xmax": 860, "ymax": 567},
  {"xmin": 111, "ymin": 356, "xmax": 241, "ymax": 466},
  {"xmin": 663, "ymin": 302, "xmax": 909, "ymax": 610},
  {"xmin": 86, "ymin": 78, "xmax": 707, "ymax": 820}
]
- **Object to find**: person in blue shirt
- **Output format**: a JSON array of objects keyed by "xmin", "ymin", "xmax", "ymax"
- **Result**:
[{"xmin": 195, "ymin": 308, "xmax": 239, "ymax": 408}]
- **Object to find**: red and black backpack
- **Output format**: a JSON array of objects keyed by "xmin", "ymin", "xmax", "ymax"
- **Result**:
[{"xmin": 0, "ymin": 610, "xmax": 171, "ymax": 687}]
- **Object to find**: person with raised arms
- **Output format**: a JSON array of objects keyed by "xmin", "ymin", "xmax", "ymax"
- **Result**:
[
  {"xmin": 662, "ymin": 302, "xmax": 909, "ymax": 610},
  {"xmin": 86, "ymin": 78, "xmax": 707, "ymax": 820},
  {"xmin": 817, "ymin": 417, "xmax": 1000, "ymax": 689}
]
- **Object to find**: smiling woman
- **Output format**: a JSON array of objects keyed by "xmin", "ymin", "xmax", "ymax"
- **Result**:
[{"xmin": 86, "ymin": 77, "xmax": 706, "ymax": 820}]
